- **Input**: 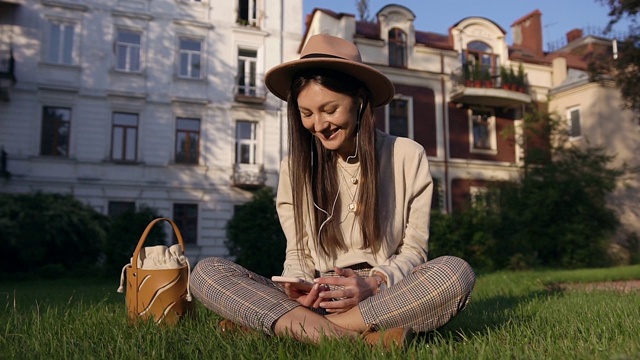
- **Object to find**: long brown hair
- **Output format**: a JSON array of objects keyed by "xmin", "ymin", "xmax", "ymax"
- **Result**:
[{"xmin": 286, "ymin": 69, "xmax": 381, "ymax": 260}]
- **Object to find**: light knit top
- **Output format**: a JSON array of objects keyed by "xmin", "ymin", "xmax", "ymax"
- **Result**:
[{"xmin": 276, "ymin": 130, "xmax": 433, "ymax": 286}]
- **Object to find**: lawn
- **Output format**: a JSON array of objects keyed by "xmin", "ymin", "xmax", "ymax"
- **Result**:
[{"xmin": 1, "ymin": 265, "xmax": 639, "ymax": 359}]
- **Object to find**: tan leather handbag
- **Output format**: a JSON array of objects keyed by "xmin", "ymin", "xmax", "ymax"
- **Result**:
[{"xmin": 117, "ymin": 218, "xmax": 194, "ymax": 325}]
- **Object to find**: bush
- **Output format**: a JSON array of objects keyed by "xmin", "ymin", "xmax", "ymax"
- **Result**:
[
  {"xmin": 225, "ymin": 188, "xmax": 286, "ymax": 277},
  {"xmin": 431, "ymin": 110, "xmax": 630, "ymax": 272},
  {"xmin": 101, "ymin": 205, "xmax": 166, "ymax": 277},
  {"xmin": 429, "ymin": 209, "xmax": 497, "ymax": 272},
  {"xmin": 0, "ymin": 192, "xmax": 107, "ymax": 278}
]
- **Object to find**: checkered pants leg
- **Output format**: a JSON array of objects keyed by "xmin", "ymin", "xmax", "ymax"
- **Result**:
[
  {"xmin": 358, "ymin": 256, "xmax": 476, "ymax": 332},
  {"xmin": 189, "ymin": 257, "xmax": 300, "ymax": 335}
]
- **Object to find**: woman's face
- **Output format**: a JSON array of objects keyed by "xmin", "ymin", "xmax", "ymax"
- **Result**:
[{"xmin": 297, "ymin": 81, "xmax": 359, "ymax": 160}]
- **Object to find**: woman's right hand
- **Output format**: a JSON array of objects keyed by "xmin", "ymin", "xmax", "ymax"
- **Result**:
[{"xmin": 285, "ymin": 283, "xmax": 328, "ymax": 308}]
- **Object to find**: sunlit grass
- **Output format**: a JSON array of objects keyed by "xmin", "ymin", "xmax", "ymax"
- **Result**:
[{"xmin": 1, "ymin": 265, "xmax": 639, "ymax": 359}]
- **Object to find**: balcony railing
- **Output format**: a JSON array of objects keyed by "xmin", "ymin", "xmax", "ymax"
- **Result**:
[
  {"xmin": 234, "ymin": 73, "xmax": 267, "ymax": 104},
  {"xmin": 450, "ymin": 64, "xmax": 531, "ymax": 107},
  {"xmin": 453, "ymin": 64, "xmax": 529, "ymax": 92},
  {"xmin": 232, "ymin": 163, "xmax": 266, "ymax": 189}
]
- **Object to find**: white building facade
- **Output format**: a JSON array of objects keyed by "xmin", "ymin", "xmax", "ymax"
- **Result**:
[
  {"xmin": 0, "ymin": 0, "xmax": 301, "ymax": 261},
  {"xmin": 2, "ymin": 1, "xmax": 637, "ymax": 261}
]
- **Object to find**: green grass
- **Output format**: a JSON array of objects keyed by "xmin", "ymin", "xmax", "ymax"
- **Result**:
[{"xmin": 1, "ymin": 265, "xmax": 639, "ymax": 359}]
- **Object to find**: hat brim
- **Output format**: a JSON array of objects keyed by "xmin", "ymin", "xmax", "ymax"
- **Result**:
[{"xmin": 264, "ymin": 58, "xmax": 395, "ymax": 108}]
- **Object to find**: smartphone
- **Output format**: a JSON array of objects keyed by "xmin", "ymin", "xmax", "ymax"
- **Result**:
[{"xmin": 271, "ymin": 276, "xmax": 314, "ymax": 292}]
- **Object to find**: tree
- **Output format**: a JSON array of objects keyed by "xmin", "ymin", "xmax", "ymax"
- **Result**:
[
  {"xmin": 225, "ymin": 188, "xmax": 286, "ymax": 276},
  {"xmin": 592, "ymin": 1, "xmax": 640, "ymax": 113},
  {"xmin": 492, "ymin": 109, "xmax": 630, "ymax": 269},
  {"xmin": 355, "ymin": 0, "xmax": 372, "ymax": 22},
  {"xmin": 430, "ymin": 109, "xmax": 632, "ymax": 271}
]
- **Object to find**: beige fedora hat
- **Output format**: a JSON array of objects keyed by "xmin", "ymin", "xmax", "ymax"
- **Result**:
[{"xmin": 264, "ymin": 34, "xmax": 394, "ymax": 107}]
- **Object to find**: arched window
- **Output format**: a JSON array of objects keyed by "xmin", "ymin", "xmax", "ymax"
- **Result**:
[
  {"xmin": 388, "ymin": 28, "xmax": 407, "ymax": 68},
  {"xmin": 465, "ymin": 41, "xmax": 499, "ymax": 77}
]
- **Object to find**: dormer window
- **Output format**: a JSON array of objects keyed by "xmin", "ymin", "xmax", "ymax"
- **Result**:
[
  {"xmin": 465, "ymin": 41, "xmax": 499, "ymax": 76},
  {"xmin": 388, "ymin": 28, "xmax": 407, "ymax": 68}
]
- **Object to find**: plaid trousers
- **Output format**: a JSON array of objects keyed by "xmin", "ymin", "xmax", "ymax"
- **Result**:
[{"xmin": 189, "ymin": 256, "xmax": 475, "ymax": 334}]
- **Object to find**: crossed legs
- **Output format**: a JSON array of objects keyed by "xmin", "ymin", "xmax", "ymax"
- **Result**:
[{"xmin": 190, "ymin": 256, "xmax": 475, "ymax": 343}]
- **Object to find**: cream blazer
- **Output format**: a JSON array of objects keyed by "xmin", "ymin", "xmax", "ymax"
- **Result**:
[{"xmin": 276, "ymin": 131, "xmax": 433, "ymax": 286}]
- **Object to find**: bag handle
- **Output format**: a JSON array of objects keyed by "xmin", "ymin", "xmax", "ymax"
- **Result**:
[{"xmin": 131, "ymin": 217, "xmax": 186, "ymax": 272}]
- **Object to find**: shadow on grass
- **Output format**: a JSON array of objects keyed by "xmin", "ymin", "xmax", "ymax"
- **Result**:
[{"xmin": 415, "ymin": 287, "xmax": 565, "ymax": 345}]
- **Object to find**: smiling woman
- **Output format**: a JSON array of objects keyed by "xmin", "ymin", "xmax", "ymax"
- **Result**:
[
  {"xmin": 297, "ymin": 79, "xmax": 361, "ymax": 158},
  {"xmin": 188, "ymin": 34, "xmax": 476, "ymax": 349}
]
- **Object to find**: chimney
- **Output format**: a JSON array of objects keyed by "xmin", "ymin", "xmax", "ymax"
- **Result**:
[
  {"xmin": 552, "ymin": 57, "xmax": 567, "ymax": 87},
  {"xmin": 511, "ymin": 10, "xmax": 544, "ymax": 58},
  {"xmin": 566, "ymin": 28, "xmax": 583, "ymax": 43}
]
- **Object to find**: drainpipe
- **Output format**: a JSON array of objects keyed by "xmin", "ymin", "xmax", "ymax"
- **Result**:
[
  {"xmin": 278, "ymin": 0, "xmax": 285, "ymax": 162},
  {"xmin": 440, "ymin": 52, "xmax": 450, "ymax": 213}
]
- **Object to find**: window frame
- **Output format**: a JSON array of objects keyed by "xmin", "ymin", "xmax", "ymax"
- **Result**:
[
  {"xmin": 469, "ymin": 185, "xmax": 489, "ymax": 208},
  {"xmin": 175, "ymin": 117, "xmax": 201, "ymax": 165},
  {"xmin": 111, "ymin": 112, "xmax": 139, "ymax": 162},
  {"xmin": 235, "ymin": 120, "xmax": 258, "ymax": 165},
  {"xmin": 567, "ymin": 106, "xmax": 582, "ymax": 140},
  {"xmin": 385, "ymin": 95, "xmax": 414, "ymax": 139},
  {"xmin": 115, "ymin": 29, "xmax": 142, "ymax": 73},
  {"xmin": 468, "ymin": 109, "xmax": 497, "ymax": 154},
  {"xmin": 464, "ymin": 40, "xmax": 500, "ymax": 78},
  {"xmin": 46, "ymin": 20, "xmax": 75, "ymax": 65},
  {"xmin": 40, "ymin": 106, "xmax": 72, "ymax": 157},
  {"xmin": 237, "ymin": 48, "xmax": 258, "ymax": 96},
  {"xmin": 431, "ymin": 177, "xmax": 444, "ymax": 212},
  {"xmin": 388, "ymin": 28, "xmax": 407, "ymax": 68},
  {"xmin": 178, "ymin": 37, "xmax": 203, "ymax": 79},
  {"xmin": 108, "ymin": 201, "xmax": 136, "ymax": 218},
  {"xmin": 237, "ymin": 0, "xmax": 258, "ymax": 26},
  {"xmin": 173, "ymin": 203, "xmax": 198, "ymax": 244}
]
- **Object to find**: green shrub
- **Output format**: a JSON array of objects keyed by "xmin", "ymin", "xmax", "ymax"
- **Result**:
[
  {"xmin": 0, "ymin": 192, "xmax": 107, "ymax": 277},
  {"xmin": 101, "ymin": 205, "xmax": 166, "ymax": 277},
  {"xmin": 226, "ymin": 188, "xmax": 286, "ymax": 277},
  {"xmin": 430, "ymin": 207, "xmax": 498, "ymax": 272},
  {"xmin": 432, "ymin": 110, "xmax": 630, "ymax": 272}
]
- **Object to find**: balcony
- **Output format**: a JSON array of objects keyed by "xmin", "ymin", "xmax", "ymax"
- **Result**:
[
  {"xmin": 232, "ymin": 163, "xmax": 266, "ymax": 189},
  {"xmin": 0, "ymin": 49, "xmax": 16, "ymax": 102},
  {"xmin": 234, "ymin": 73, "xmax": 267, "ymax": 104},
  {"xmin": 450, "ymin": 65, "xmax": 531, "ymax": 108}
]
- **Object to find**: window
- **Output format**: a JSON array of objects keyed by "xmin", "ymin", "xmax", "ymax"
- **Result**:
[
  {"xmin": 175, "ymin": 117, "xmax": 200, "ymax": 164},
  {"xmin": 173, "ymin": 203, "xmax": 198, "ymax": 244},
  {"xmin": 235, "ymin": 121, "xmax": 257, "ymax": 164},
  {"xmin": 111, "ymin": 112, "xmax": 138, "ymax": 162},
  {"xmin": 115, "ymin": 30, "xmax": 141, "ymax": 72},
  {"xmin": 237, "ymin": 0, "xmax": 257, "ymax": 26},
  {"xmin": 178, "ymin": 38, "xmax": 201, "ymax": 78},
  {"xmin": 388, "ymin": 28, "xmax": 407, "ymax": 68},
  {"xmin": 568, "ymin": 107, "xmax": 582, "ymax": 139},
  {"xmin": 469, "ymin": 109, "xmax": 496, "ymax": 153},
  {"xmin": 47, "ymin": 21, "xmax": 74, "ymax": 65},
  {"xmin": 431, "ymin": 178, "xmax": 444, "ymax": 211},
  {"xmin": 464, "ymin": 41, "xmax": 499, "ymax": 83},
  {"xmin": 40, "ymin": 106, "xmax": 71, "ymax": 156},
  {"xmin": 469, "ymin": 185, "xmax": 489, "ymax": 208},
  {"xmin": 108, "ymin": 201, "xmax": 135, "ymax": 218},
  {"xmin": 237, "ymin": 49, "xmax": 257, "ymax": 96},
  {"xmin": 388, "ymin": 98, "xmax": 409, "ymax": 137},
  {"xmin": 386, "ymin": 96, "xmax": 413, "ymax": 138}
]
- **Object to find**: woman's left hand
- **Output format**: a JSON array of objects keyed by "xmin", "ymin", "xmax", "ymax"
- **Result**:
[{"xmin": 314, "ymin": 267, "xmax": 379, "ymax": 314}]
